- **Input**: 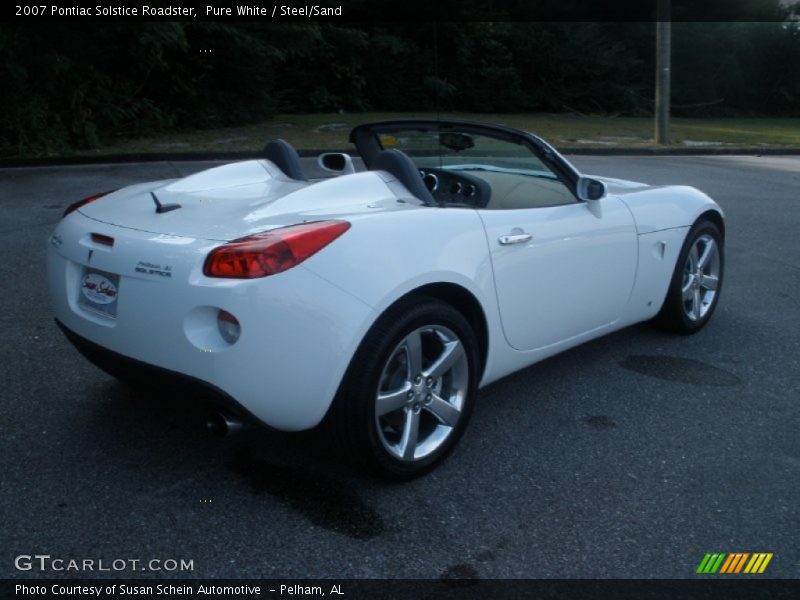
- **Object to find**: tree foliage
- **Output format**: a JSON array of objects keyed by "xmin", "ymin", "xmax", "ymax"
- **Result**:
[{"xmin": 1, "ymin": 20, "xmax": 799, "ymax": 155}]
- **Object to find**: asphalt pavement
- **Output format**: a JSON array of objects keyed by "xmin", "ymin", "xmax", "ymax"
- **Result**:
[{"xmin": 0, "ymin": 155, "xmax": 798, "ymax": 579}]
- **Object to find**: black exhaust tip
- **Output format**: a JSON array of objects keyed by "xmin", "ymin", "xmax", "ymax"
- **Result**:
[{"xmin": 206, "ymin": 412, "xmax": 243, "ymax": 437}]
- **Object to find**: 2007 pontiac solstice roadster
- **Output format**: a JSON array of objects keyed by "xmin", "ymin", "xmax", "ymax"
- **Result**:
[{"xmin": 47, "ymin": 120, "xmax": 724, "ymax": 478}]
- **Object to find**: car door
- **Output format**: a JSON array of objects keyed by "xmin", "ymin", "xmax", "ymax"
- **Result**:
[
  {"xmin": 479, "ymin": 197, "xmax": 637, "ymax": 351},
  {"xmin": 349, "ymin": 118, "xmax": 638, "ymax": 351}
]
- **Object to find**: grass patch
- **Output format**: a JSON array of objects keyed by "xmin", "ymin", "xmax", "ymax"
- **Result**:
[{"xmin": 50, "ymin": 113, "xmax": 800, "ymax": 158}]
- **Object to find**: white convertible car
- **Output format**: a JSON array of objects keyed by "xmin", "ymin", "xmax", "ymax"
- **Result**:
[{"xmin": 47, "ymin": 120, "xmax": 724, "ymax": 478}]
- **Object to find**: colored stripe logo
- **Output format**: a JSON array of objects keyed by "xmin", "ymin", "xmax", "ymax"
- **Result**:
[{"xmin": 696, "ymin": 553, "xmax": 773, "ymax": 574}]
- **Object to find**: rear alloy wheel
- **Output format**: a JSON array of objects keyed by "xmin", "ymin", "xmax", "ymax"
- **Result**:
[
  {"xmin": 329, "ymin": 298, "xmax": 478, "ymax": 479},
  {"xmin": 655, "ymin": 220, "xmax": 724, "ymax": 334},
  {"xmin": 375, "ymin": 324, "xmax": 469, "ymax": 462}
]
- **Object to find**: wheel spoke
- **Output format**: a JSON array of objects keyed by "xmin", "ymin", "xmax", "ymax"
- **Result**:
[
  {"xmin": 697, "ymin": 239, "xmax": 716, "ymax": 270},
  {"xmin": 689, "ymin": 243, "xmax": 700, "ymax": 270},
  {"xmin": 682, "ymin": 275, "xmax": 695, "ymax": 299},
  {"xmin": 424, "ymin": 340, "xmax": 464, "ymax": 380},
  {"xmin": 700, "ymin": 273, "xmax": 719, "ymax": 291},
  {"xmin": 399, "ymin": 408, "xmax": 421, "ymax": 460},
  {"xmin": 425, "ymin": 394, "xmax": 461, "ymax": 427},
  {"xmin": 376, "ymin": 384, "xmax": 411, "ymax": 416},
  {"xmin": 692, "ymin": 287, "xmax": 702, "ymax": 319},
  {"xmin": 404, "ymin": 330, "xmax": 424, "ymax": 379}
]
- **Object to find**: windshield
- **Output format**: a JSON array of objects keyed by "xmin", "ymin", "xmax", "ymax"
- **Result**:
[{"xmin": 376, "ymin": 128, "xmax": 559, "ymax": 180}]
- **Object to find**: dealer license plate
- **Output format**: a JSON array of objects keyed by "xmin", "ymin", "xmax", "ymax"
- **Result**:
[{"xmin": 79, "ymin": 268, "xmax": 120, "ymax": 318}]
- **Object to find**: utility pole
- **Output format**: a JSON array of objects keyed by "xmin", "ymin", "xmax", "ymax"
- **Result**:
[{"xmin": 655, "ymin": 0, "xmax": 671, "ymax": 145}]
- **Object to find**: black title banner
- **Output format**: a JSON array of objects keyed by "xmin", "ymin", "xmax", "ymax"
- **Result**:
[
  {"xmin": 4, "ymin": 579, "xmax": 800, "ymax": 600},
  {"xmin": 6, "ymin": 0, "xmax": 800, "ymax": 22}
]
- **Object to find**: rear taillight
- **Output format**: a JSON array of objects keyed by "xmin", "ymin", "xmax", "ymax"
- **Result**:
[
  {"xmin": 203, "ymin": 220, "xmax": 351, "ymax": 279},
  {"xmin": 63, "ymin": 190, "xmax": 116, "ymax": 217}
]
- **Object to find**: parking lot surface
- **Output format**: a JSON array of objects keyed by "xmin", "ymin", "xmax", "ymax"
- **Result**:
[{"xmin": 1, "ymin": 155, "xmax": 798, "ymax": 578}]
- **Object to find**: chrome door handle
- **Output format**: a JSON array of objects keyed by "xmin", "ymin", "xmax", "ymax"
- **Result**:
[{"xmin": 498, "ymin": 233, "xmax": 532, "ymax": 245}]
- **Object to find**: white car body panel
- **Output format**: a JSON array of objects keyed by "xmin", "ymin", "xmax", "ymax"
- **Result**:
[
  {"xmin": 478, "ymin": 197, "xmax": 638, "ymax": 351},
  {"xmin": 596, "ymin": 177, "xmax": 722, "ymax": 234},
  {"xmin": 80, "ymin": 161, "xmax": 402, "ymax": 241},
  {"xmin": 48, "ymin": 213, "xmax": 377, "ymax": 431},
  {"xmin": 48, "ymin": 134, "xmax": 724, "ymax": 433}
]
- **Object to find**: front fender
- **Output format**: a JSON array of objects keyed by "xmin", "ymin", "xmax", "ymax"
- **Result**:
[{"xmin": 616, "ymin": 185, "xmax": 723, "ymax": 234}]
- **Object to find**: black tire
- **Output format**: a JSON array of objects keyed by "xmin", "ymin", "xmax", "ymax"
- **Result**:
[
  {"xmin": 326, "ymin": 296, "xmax": 479, "ymax": 480},
  {"xmin": 654, "ymin": 219, "xmax": 724, "ymax": 334}
]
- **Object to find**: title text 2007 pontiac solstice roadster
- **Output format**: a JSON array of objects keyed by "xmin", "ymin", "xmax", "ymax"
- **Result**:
[{"xmin": 47, "ymin": 120, "xmax": 724, "ymax": 478}]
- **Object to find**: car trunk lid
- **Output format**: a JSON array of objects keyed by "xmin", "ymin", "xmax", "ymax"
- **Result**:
[{"xmin": 78, "ymin": 160, "xmax": 400, "ymax": 241}]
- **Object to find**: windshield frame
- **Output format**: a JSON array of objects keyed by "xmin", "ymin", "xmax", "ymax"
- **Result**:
[{"xmin": 349, "ymin": 119, "xmax": 581, "ymax": 199}]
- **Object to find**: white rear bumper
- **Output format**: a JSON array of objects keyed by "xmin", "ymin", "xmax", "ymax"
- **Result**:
[{"xmin": 47, "ymin": 212, "xmax": 375, "ymax": 430}]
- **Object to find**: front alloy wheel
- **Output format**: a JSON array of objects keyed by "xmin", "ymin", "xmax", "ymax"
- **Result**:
[
  {"xmin": 680, "ymin": 233, "xmax": 721, "ymax": 322},
  {"xmin": 655, "ymin": 219, "xmax": 724, "ymax": 334}
]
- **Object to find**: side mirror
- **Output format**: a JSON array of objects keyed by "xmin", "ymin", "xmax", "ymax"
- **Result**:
[
  {"xmin": 318, "ymin": 152, "xmax": 356, "ymax": 175},
  {"xmin": 576, "ymin": 176, "xmax": 607, "ymax": 202}
]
